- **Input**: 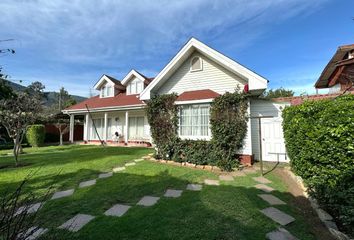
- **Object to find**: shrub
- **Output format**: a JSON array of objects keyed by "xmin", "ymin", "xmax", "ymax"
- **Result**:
[
  {"xmin": 26, "ymin": 124, "xmax": 45, "ymax": 147},
  {"xmin": 282, "ymin": 95, "xmax": 354, "ymax": 235}
]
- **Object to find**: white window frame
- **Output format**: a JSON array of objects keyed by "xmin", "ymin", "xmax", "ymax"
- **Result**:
[
  {"xmin": 100, "ymin": 85, "xmax": 114, "ymax": 98},
  {"xmin": 178, "ymin": 104, "xmax": 211, "ymax": 140},
  {"xmin": 127, "ymin": 80, "xmax": 144, "ymax": 95},
  {"xmin": 190, "ymin": 56, "xmax": 203, "ymax": 72}
]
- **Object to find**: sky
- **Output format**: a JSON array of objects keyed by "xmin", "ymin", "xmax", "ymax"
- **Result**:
[{"xmin": 0, "ymin": 0, "xmax": 353, "ymax": 97}]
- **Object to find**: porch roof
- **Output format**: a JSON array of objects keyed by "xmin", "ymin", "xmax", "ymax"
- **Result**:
[
  {"xmin": 65, "ymin": 93, "xmax": 145, "ymax": 111},
  {"xmin": 176, "ymin": 89, "xmax": 220, "ymax": 101}
]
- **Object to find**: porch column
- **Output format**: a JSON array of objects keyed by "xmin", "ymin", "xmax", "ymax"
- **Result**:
[
  {"xmin": 124, "ymin": 111, "xmax": 129, "ymax": 144},
  {"xmin": 104, "ymin": 112, "xmax": 108, "ymax": 142},
  {"xmin": 69, "ymin": 114, "xmax": 74, "ymax": 143},
  {"xmin": 84, "ymin": 113, "xmax": 89, "ymax": 141}
]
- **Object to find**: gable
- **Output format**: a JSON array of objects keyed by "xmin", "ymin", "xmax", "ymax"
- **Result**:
[{"xmin": 156, "ymin": 51, "xmax": 246, "ymax": 95}]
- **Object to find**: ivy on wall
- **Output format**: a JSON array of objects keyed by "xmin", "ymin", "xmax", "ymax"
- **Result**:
[{"xmin": 146, "ymin": 90, "xmax": 249, "ymax": 171}]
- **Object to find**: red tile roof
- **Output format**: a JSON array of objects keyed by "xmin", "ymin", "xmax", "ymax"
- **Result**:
[
  {"xmin": 66, "ymin": 93, "xmax": 144, "ymax": 110},
  {"xmin": 176, "ymin": 89, "xmax": 220, "ymax": 101}
]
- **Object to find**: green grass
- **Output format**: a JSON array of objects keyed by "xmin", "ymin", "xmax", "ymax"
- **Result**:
[{"xmin": 0, "ymin": 145, "xmax": 317, "ymax": 240}]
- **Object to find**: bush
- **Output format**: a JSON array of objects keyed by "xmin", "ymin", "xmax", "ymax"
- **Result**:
[
  {"xmin": 26, "ymin": 124, "xmax": 45, "ymax": 147},
  {"xmin": 283, "ymin": 95, "xmax": 354, "ymax": 236}
]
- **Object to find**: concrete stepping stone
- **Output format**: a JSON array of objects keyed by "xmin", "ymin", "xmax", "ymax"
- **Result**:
[
  {"xmin": 19, "ymin": 227, "xmax": 48, "ymax": 240},
  {"xmin": 186, "ymin": 184, "xmax": 202, "ymax": 191},
  {"xmin": 260, "ymin": 207, "xmax": 295, "ymax": 226},
  {"xmin": 254, "ymin": 184, "xmax": 274, "ymax": 193},
  {"xmin": 164, "ymin": 189, "xmax": 183, "ymax": 198},
  {"xmin": 79, "ymin": 179, "xmax": 96, "ymax": 188},
  {"xmin": 231, "ymin": 171, "xmax": 246, "ymax": 177},
  {"xmin": 219, "ymin": 175, "xmax": 234, "ymax": 181},
  {"xmin": 266, "ymin": 227, "xmax": 299, "ymax": 240},
  {"xmin": 98, "ymin": 172, "xmax": 113, "ymax": 179},
  {"xmin": 51, "ymin": 189, "xmax": 74, "ymax": 200},
  {"xmin": 125, "ymin": 162, "xmax": 136, "ymax": 167},
  {"xmin": 104, "ymin": 204, "xmax": 131, "ymax": 217},
  {"xmin": 242, "ymin": 168, "xmax": 257, "ymax": 174},
  {"xmin": 134, "ymin": 159, "xmax": 144, "ymax": 162},
  {"xmin": 253, "ymin": 176, "xmax": 272, "ymax": 184},
  {"xmin": 113, "ymin": 166, "xmax": 125, "ymax": 172},
  {"xmin": 258, "ymin": 194, "xmax": 286, "ymax": 205},
  {"xmin": 137, "ymin": 196, "xmax": 160, "ymax": 207},
  {"xmin": 15, "ymin": 202, "xmax": 43, "ymax": 216},
  {"xmin": 204, "ymin": 179, "xmax": 220, "ymax": 186},
  {"xmin": 58, "ymin": 214, "xmax": 95, "ymax": 232}
]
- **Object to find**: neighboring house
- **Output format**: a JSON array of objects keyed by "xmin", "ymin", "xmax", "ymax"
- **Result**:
[{"xmin": 63, "ymin": 38, "xmax": 289, "ymax": 162}]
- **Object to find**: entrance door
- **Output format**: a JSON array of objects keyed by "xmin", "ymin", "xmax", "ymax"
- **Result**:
[{"xmin": 261, "ymin": 118, "xmax": 288, "ymax": 162}]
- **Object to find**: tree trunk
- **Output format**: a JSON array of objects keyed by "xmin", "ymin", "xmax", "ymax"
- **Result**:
[
  {"xmin": 13, "ymin": 138, "xmax": 19, "ymax": 167},
  {"xmin": 59, "ymin": 133, "xmax": 63, "ymax": 146}
]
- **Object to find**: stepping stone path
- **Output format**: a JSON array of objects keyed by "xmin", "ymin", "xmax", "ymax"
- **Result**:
[
  {"xmin": 231, "ymin": 171, "xmax": 246, "ymax": 177},
  {"xmin": 258, "ymin": 194, "xmax": 286, "ymax": 205},
  {"xmin": 125, "ymin": 162, "xmax": 136, "ymax": 167},
  {"xmin": 137, "ymin": 196, "xmax": 160, "ymax": 207},
  {"xmin": 219, "ymin": 175, "xmax": 234, "ymax": 181},
  {"xmin": 19, "ymin": 227, "xmax": 48, "ymax": 240},
  {"xmin": 204, "ymin": 179, "xmax": 220, "ymax": 186},
  {"xmin": 242, "ymin": 168, "xmax": 257, "ymax": 174},
  {"xmin": 98, "ymin": 172, "xmax": 113, "ymax": 179},
  {"xmin": 260, "ymin": 207, "xmax": 295, "ymax": 226},
  {"xmin": 254, "ymin": 184, "xmax": 274, "ymax": 193},
  {"xmin": 59, "ymin": 214, "xmax": 95, "ymax": 232},
  {"xmin": 51, "ymin": 189, "xmax": 74, "ymax": 200},
  {"xmin": 113, "ymin": 166, "xmax": 125, "ymax": 172},
  {"xmin": 134, "ymin": 159, "xmax": 144, "ymax": 162},
  {"xmin": 253, "ymin": 176, "xmax": 272, "ymax": 184},
  {"xmin": 164, "ymin": 189, "xmax": 183, "ymax": 198},
  {"xmin": 104, "ymin": 204, "xmax": 131, "ymax": 217},
  {"xmin": 79, "ymin": 179, "xmax": 96, "ymax": 188},
  {"xmin": 15, "ymin": 202, "xmax": 43, "ymax": 216},
  {"xmin": 186, "ymin": 184, "xmax": 202, "ymax": 191},
  {"xmin": 266, "ymin": 227, "xmax": 299, "ymax": 240}
]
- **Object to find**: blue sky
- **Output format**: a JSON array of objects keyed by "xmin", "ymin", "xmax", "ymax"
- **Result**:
[{"xmin": 1, "ymin": 0, "xmax": 353, "ymax": 97}]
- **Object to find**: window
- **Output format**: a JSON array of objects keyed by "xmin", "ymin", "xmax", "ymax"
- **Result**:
[
  {"xmin": 179, "ymin": 104, "xmax": 210, "ymax": 138},
  {"xmin": 91, "ymin": 118, "xmax": 104, "ymax": 140},
  {"xmin": 127, "ymin": 80, "xmax": 144, "ymax": 94},
  {"xmin": 128, "ymin": 116, "xmax": 145, "ymax": 140},
  {"xmin": 101, "ymin": 87, "xmax": 105, "ymax": 97},
  {"xmin": 100, "ymin": 85, "xmax": 114, "ymax": 97},
  {"xmin": 190, "ymin": 56, "xmax": 202, "ymax": 72}
]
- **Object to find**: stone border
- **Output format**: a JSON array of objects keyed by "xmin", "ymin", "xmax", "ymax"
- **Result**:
[{"xmin": 283, "ymin": 167, "xmax": 352, "ymax": 240}]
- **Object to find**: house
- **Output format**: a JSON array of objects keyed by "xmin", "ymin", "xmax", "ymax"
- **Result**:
[{"xmin": 63, "ymin": 38, "xmax": 289, "ymax": 162}]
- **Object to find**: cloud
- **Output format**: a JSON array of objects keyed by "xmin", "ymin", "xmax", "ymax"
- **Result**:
[{"xmin": 0, "ymin": 0, "xmax": 329, "ymax": 95}]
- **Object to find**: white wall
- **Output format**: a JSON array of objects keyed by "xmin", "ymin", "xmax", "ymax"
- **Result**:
[
  {"xmin": 250, "ymin": 99, "xmax": 290, "ymax": 160},
  {"xmin": 156, "ymin": 51, "xmax": 246, "ymax": 95}
]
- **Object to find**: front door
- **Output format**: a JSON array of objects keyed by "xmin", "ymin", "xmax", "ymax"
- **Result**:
[{"xmin": 261, "ymin": 118, "xmax": 288, "ymax": 162}]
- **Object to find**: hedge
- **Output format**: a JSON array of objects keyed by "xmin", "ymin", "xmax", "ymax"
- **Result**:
[
  {"xmin": 282, "ymin": 95, "xmax": 354, "ymax": 236},
  {"xmin": 26, "ymin": 124, "xmax": 45, "ymax": 147}
]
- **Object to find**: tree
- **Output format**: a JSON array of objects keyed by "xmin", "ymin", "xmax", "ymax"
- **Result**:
[
  {"xmin": 261, "ymin": 87, "xmax": 294, "ymax": 99},
  {"xmin": 57, "ymin": 87, "xmax": 76, "ymax": 111}
]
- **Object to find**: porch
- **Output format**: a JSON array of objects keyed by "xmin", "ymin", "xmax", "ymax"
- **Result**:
[{"xmin": 68, "ymin": 109, "xmax": 151, "ymax": 146}]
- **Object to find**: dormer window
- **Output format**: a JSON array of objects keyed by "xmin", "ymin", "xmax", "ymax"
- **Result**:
[
  {"xmin": 190, "ymin": 56, "xmax": 202, "ymax": 72},
  {"xmin": 100, "ymin": 85, "xmax": 114, "ymax": 98},
  {"xmin": 127, "ymin": 80, "xmax": 144, "ymax": 95}
]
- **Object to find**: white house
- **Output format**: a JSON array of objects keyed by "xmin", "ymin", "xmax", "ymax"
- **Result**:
[{"xmin": 63, "ymin": 38, "xmax": 289, "ymax": 162}]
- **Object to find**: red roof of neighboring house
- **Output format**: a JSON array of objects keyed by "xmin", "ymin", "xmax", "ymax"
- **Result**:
[
  {"xmin": 66, "ymin": 93, "xmax": 144, "ymax": 110},
  {"xmin": 176, "ymin": 89, "xmax": 220, "ymax": 101}
]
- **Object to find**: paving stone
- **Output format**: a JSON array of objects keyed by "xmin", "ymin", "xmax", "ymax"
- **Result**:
[
  {"xmin": 204, "ymin": 179, "xmax": 220, "ymax": 186},
  {"xmin": 125, "ymin": 162, "xmax": 136, "ymax": 167},
  {"xmin": 219, "ymin": 175, "xmax": 234, "ymax": 181},
  {"xmin": 253, "ymin": 176, "xmax": 272, "ymax": 184},
  {"xmin": 58, "ymin": 214, "xmax": 95, "ymax": 232},
  {"xmin": 254, "ymin": 184, "xmax": 274, "ymax": 193},
  {"xmin": 231, "ymin": 171, "xmax": 246, "ymax": 177},
  {"xmin": 19, "ymin": 227, "xmax": 48, "ymax": 240},
  {"xmin": 15, "ymin": 202, "xmax": 43, "ymax": 216},
  {"xmin": 104, "ymin": 204, "xmax": 131, "ymax": 217},
  {"xmin": 79, "ymin": 179, "xmax": 96, "ymax": 188},
  {"xmin": 258, "ymin": 194, "xmax": 286, "ymax": 205},
  {"xmin": 316, "ymin": 208, "xmax": 333, "ymax": 221},
  {"xmin": 137, "ymin": 196, "xmax": 160, "ymax": 207},
  {"xmin": 164, "ymin": 189, "xmax": 183, "ymax": 198},
  {"xmin": 260, "ymin": 207, "xmax": 295, "ymax": 226},
  {"xmin": 266, "ymin": 227, "xmax": 299, "ymax": 240},
  {"xmin": 51, "ymin": 189, "xmax": 74, "ymax": 200},
  {"xmin": 186, "ymin": 184, "xmax": 202, "ymax": 191},
  {"xmin": 98, "ymin": 172, "xmax": 113, "ymax": 179},
  {"xmin": 242, "ymin": 168, "xmax": 257, "ymax": 174},
  {"xmin": 134, "ymin": 159, "xmax": 144, "ymax": 162},
  {"xmin": 113, "ymin": 166, "xmax": 125, "ymax": 172}
]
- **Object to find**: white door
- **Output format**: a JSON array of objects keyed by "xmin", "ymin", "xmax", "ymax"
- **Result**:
[{"xmin": 261, "ymin": 118, "xmax": 288, "ymax": 162}]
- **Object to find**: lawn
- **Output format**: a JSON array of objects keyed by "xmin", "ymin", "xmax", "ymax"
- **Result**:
[{"xmin": 0, "ymin": 145, "xmax": 320, "ymax": 239}]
